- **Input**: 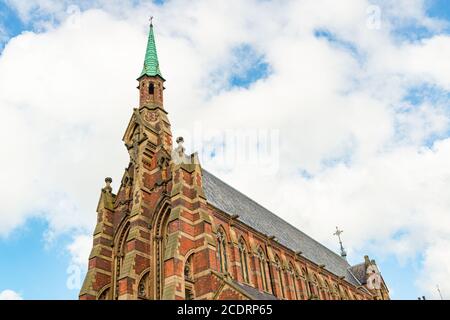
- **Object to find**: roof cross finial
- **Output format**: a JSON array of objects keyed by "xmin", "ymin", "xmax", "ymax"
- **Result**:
[
  {"xmin": 150, "ymin": 16, "xmax": 154, "ymax": 26},
  {"xmin": 333, "ymin": 226, "xmax": 347, "ymax": 260},
  {"xmin": 437, "ymin": 285, "xmax": 444, "ymax": 300}
]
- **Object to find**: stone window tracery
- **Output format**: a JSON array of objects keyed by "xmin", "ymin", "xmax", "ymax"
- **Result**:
[
  {"xmin": 275, "ymin": 256, "xmax": 285, "ymax": 298},
  {"xmin": 238, "ymin": 239, "xmax": 250, "ymax": 283},
  {"xmin": 216, "ymin": 229, "xmax": 228, "ymax": 274},
  {"xmin": 288, "ymin": 263, "xmax": 299, "ymax": 300},
  {"xmin": 98, "ymin": 287, "xmax": 110, "ymax": 300},
  {"xmin": 257, "ymin": 248, "xmax": 269, "ymax": 292},
  {"xmin": 184, "ymin": 254, "xmax": 195, "ymax": 300},
  {"xmin": 138, "ymin": 272, "xmax": 150, "ymax": 299}
]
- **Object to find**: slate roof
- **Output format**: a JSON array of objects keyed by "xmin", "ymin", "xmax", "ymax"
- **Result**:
[
  {"xmin": 349, "ymin": 263, "xmax": 367, "ymax": 285},
  {"xmin": 202, "ymin": 169, "xmax": 361, "ymax": 287},
  {"xmin": 232, "ymin": 281, "xmax": 278, "ymax": 300}
]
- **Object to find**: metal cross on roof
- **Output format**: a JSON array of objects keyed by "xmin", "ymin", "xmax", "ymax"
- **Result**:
[
  {"xmin": 333, "ymin": 226, "xmax": 347, "ymax": 260},
  {"xmin": 150, "ymin": 16, "xmax": 154, "ymax": 25},
  {"xmin": 437, "ymin": 285, "xmax": 444, "ymax": 300}
]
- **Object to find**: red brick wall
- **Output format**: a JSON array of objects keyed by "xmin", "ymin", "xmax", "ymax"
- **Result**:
[{"xmin": 206, "ymin": 207, "xmax": 371, "ymax": 300}]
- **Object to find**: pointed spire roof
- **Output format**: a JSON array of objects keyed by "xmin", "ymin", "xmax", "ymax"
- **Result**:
[{"xmin": 139, "ymin": 21, "xmax": 164, "ymax": 80}]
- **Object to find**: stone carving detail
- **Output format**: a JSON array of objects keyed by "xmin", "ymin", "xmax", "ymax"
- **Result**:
[
  {"xmin": 103, "ymin": 177, "xmax": 113, "ymax": 193},
  {"xmin": 171, "ymin": 137, "xmax": 191, "ymax": 165},
  {"xmin": 143, "ymin": 110, "xmax": 158, "ymax": 123}
]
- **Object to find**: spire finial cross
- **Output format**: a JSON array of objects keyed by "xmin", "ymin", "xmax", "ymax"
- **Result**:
[
  {"xmin": 334, "ymin": 226, "xmax": 343, "ymax": 238},
  {"xmin": 333, "ymin": 226, "xmax": 347, "ymax": 259},
  {"xmin": 150, "ymin": 16, "xmax": 154, "ymax": 26}
]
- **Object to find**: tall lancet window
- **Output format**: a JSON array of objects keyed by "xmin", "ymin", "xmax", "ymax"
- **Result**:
[
  {"xmin": 288, "ymin": 263, "xmax": 299, "ymax": 300},
  {"xmin": 238, "ymin": 239, "xmax": 249, "ymax": 283},
  {"xmin": 312, "ymin": 275, "xmax": 320, "ymax": 299},
  {"xmin": 114, "ymin": 223, "xmax": 130, "ymax": 299},
  {"xmin": 323, "ymin": 280, "xmax": 331, "ymax": 300},
  {"xmin": 275, "ymin": 256, "xmax": 285, "ymax": 298},
  {"xmin": 257, "ymin": 248, "xmax": 269, "ymax": 292},
  {"xmin": 138, "ymin": 272, "xmax": 150, "ymax": 299},
  {"xmin": 333, "ymin": 284, "xmax": 340, "ymax": 300},
  {"xmin": 184, "ymin": 254, "xmax": 195, "ymax": 300},
  {"xmin": 216, "ymin": 229, "xmax": 228, "ymax": 274},
  {"xmin": 306, "ymin": 272, "xmax": 316, "ymax": 299}
]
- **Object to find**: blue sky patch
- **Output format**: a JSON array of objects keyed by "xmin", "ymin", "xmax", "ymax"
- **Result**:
[
  {"xmin": 314, "ymin": 28, "xmax": 366, "ymax": 64},
  {"xmin": 229, "ymin": 44, "xmax": 271, "ymax": 89},
  {"xmin": 426, "ymin": 0, "xmax": 450, "ymax": 27},
  {"xmin": 0, "ymin": 1, "xmax": 24, "ymax": 50},
  {"xmin": 403, "ymin": 83, "xmax": 450, "ymax": 106},
  {"xmin": 0, "ymin": 218, "xmax": 79, "ymax": 299}
]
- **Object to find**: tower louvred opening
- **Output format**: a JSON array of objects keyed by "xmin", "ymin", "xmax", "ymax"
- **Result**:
[{"xmin": 149, "ymin": 82, "xmax": 155, "ymax": 95}]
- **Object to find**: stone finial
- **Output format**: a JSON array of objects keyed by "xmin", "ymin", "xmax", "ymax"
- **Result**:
[
  {"xmin": 176, "ymin": 137, "xmax": 186, "ymax": 158},
  {"xmin": 172, "ymin": 136, "xmax": 190, "ymax": 164},
  {"xmin": 176, "ymin": 136, "xmax": 185, "ymax": 155},
  {"xmin": 171, "ymin": 137, "xmax": 200, "ymax": 165},
  {"xmin": 104, "ymin": 177, "xmax": 112, "ymax": 193}
]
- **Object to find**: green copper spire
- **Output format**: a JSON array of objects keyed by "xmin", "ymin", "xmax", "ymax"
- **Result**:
[{"xmin": 139, "ymin": 21, "xmax": 164, "ymax": 80}]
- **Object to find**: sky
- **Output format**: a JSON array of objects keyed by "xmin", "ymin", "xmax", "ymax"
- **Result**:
[{"xmin": 0, "ymin": 0, "xmax": 449, "ymax": 300}]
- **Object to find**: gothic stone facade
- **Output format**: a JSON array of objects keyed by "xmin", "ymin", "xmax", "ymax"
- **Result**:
[{"xmin": 79, "ymin": 24, "xmax": 390, "ymax": 301}]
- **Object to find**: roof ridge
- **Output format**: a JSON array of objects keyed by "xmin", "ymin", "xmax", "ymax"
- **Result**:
[{"xmin": 350, "ymin": 262, "xmax": 365, "ymax": 268}]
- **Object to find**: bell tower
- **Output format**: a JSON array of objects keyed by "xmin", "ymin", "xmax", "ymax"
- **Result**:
[
  {"xmin": 138, "ymin": 19, "xmax": 165, "ymax": 108},
  {"xmin": 80, "ymin": 20, "xmax": 175, "ymax": 300},
  {"xmin": 80, "ymin": 20, "xmax": 217, "ymax": 301}
]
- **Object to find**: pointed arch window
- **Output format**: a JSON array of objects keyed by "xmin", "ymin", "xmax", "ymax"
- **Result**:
[
  {"xmin": 184, "ymin": 254, "xmax": 194, "ymax": 281},
  {"xmin": 305, "ymin": 270, "xmax": 315, "ymax": 299},
  {"xmin": 184, "ymin": 254, "xmax": 195, "ymax": 300},
  {"xmin": 275, "ymin": 256, "xmax": 285, "ymax": 298},
  {"xmin": 312, "ymin": 275, "xmax": 320, "ymax": 299},
  {"xmin": 257, "ymin": 248, "xmax": 269, "ymax": 292},
  {"xmin": 333, "ymin": 284, "xmax": 340, "ymax": 300},
  {"xmin": 316, "ymin": 275, "xmax": 325, "ymax": 300},
  {"xmin": 288, "ymin": 263, "xmax": 299, "ymax": 300},
  {"xmin": 113, "ymin": 223, "xmax": 130, "ymax": 299},
  {"xmin": 138, "ymin": 272, "xmax": 150, "ymax": 299},
  {"xmin": 300, "ymin": 268, "xmax": 308, "ymax": 299},
  {"xmin": 340, "ymin": 286, "xmax": 349, "ymax": 300},
  {"xmin": 98, "ymin": 287, "xmax": 110, "ymax": 300},
  {"xmin": 304, "ymin": 271, "xmax": 319, "ymax": 299},
  {"xmin": 323, "ymin": 280, "xmax": 331, "ymax": 300},
  {"xmin": 216, "ymin": 229, "xmax": 228, "ymax": 274},
  {"xmin": 238, "ymin": 239, "xmax": 250, "ymax": 283},
  {"xmin": 348, "ymin": 290, "xmax": 354, "ymax": 300}
]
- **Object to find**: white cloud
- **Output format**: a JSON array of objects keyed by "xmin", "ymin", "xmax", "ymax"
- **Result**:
[
  {"xmin": 0, "ymin": 0, "xmax": 449, "ymax": 299},
  {"xmin": 417, "ymin": 239, "xmax": 450, "ymax": 300},
  {"xmin": 67, "ymin": 234, "xmax": 92, "ymax": 268},
  {"xmin": 0, "ymin": 289, "xmax": 23, "ymax": 300}
]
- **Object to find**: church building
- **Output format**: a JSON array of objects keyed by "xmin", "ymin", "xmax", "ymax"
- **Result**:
[{"xmin": 79, "ymin": 22, "xmax": 390, "ymax": 300}]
